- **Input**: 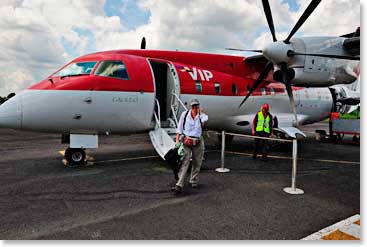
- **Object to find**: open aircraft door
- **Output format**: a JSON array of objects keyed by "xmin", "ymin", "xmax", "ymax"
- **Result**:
[{"xmin": 148, "ymin": 60, "xmax": 182, "ymax": 159}]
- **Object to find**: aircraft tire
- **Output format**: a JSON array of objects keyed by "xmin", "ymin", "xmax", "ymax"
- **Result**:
[{"xmin": 65, "ymin": 148, "xmax": 86, "ymax": 166}]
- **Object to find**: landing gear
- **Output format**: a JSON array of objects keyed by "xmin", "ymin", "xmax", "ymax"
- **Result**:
[{"xmin": 64, "ymin": 148, "xmax": 86, "ymax": 166}]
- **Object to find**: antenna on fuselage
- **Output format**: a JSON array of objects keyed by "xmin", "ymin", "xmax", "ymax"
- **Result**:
[{"xmin": 141, "ymin": 37, "xmax": 146, "ymax": 49}]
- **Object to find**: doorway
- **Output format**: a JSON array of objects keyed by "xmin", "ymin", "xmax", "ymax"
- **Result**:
[{"xmin": 149, "ymin": 61, "xmax": 178, "ymax": 122}]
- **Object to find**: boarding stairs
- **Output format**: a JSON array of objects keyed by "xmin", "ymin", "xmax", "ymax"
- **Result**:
[{"xmin": 149, "ymin": 94, "xmax": 187, "ymax": 159}]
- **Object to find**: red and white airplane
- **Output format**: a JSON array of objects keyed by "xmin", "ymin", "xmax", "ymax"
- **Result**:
[{"xmin": 0, "ymin": 0, "xmax": 360, "ymax": 165}]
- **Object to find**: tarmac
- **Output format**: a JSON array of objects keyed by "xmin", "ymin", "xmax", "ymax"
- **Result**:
[{"xmin": 0, "ymin": 123, "xmax": 360, "ymax": 240}]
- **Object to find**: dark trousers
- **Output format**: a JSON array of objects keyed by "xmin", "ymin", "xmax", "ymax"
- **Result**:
[{"xmin": 254, "ymin": 132, "xmax": 270, "ymax": 157}]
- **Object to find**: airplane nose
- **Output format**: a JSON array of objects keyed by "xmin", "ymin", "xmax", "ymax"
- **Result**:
[{"xmin": 0, "ymin": 94, "xmax": 22, "ymax": 129}]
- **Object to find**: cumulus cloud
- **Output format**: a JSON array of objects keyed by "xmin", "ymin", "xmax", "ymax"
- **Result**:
[
  {"xmin": 0, "ymin": 0, "xmax": 361, "ymax": 96},
  {"xmin": 0, "ymin": 70, "xmax": 34, "ymax": 96},
  {"xmin": 0, "ymin": 0, "xmax": 121, "ymax": 95},
  {"xmin": 295, "ymin": 0, "xmax": 360, "ymax": 36}
]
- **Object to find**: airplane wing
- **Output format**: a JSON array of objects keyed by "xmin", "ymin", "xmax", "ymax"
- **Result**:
[
  {"xmin": 274, "ymin": 127, "xmax": 306, "ymax": 138},
  {"xmin": 244, "ymin": 54, "xmax": 268, "ymax": 64},
  {"xmin": 336, "ymin": 97, "xmax": 360, "ymax": 106},
  {"xmin": 273, "ymin": 114, "xmax": 307, "ymax": 138},
  {"xmin": 343, "ymin": 37, "xmax": 360, "ymax": 56}
]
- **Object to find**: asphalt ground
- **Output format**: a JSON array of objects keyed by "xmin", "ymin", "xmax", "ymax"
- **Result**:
[{"xmin": 0, "ymin": 123, "xmax": 360, "ymax": 240}]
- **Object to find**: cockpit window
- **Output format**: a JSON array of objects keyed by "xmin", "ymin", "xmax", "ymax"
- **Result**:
[
  {"xmin": 95, "ymin": 61, "xmax": 129, "ymax": 80},
  {"xmin": 55, "ymin": 61, "xmax": 97, "ymax": 77}
]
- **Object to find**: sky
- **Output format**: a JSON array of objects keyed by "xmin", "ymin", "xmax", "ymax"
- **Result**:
[{"xmin": 0, "ymin": 0, "xmax": 361, "ymax": 96}]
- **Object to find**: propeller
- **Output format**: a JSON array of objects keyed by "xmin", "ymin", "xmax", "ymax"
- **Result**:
[
  {"xmin": 237, "ymin": 0, "xmax": 324, "ymax": 127},
  {"xmin": 238, "ymin": 61, "xmax": 273, "ymax": 108},
  {"xmin": 140, "ymin": 37, "xmax": 146, "ymax": 49},
  {"xmin": 280, "ymin": 63, "xmax": 298, "ymax": 126},
  {"xmin": 287, "ymin": 50, "xmax": 360, "ymax": 61},
  {"xmin": 225, "ymin": 48, "xmax": 262, "ymax": 53},
  {"xmin": 284, "ymin": 0, "xmax": 321, "ymax": 43}
]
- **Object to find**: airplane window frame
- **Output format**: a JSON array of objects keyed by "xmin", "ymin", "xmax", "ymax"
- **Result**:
[
  {"xmin": 195, "ymin": 80, "xmax": 202, "ymax": 93},
  {"xmin": 94, "ymin": 60, "xmax": 129, "ymax": 80},
  {"xmin": 53, "ymin": 61, "xmax": 97, "ymax": 77},
  {"xmin": 215, "ymin": 82, "xmax": 221, "ymax": 94},
  {"xmin": 232, "ymin": 83, "xmax": 238, "ymax": 95}
]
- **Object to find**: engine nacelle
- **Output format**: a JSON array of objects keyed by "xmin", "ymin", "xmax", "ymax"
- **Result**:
[
  {"xmin": 292, "ymin": 66, "xmax": 358, "ymax": 87},
  {"xmin": 288, "ymin": 37, "xmax": 359, "ymax": 87}
]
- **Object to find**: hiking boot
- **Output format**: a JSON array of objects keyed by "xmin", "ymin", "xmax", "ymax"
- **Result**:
[{"xmin": 171, "ymin": 185, "xmax": 183, "ymax": 194}]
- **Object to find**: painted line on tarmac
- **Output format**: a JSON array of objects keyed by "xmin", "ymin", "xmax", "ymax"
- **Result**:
[
  {"xmin": 58, "ymin": 150, "xmax": 220, "ymax": 165},
  {"xmin": 95, "ymin": 155, "xmax": 160, "ymax": 164},
  {"xmin": 225, "ymin": 151, "xmax": 359, "ymax": 165},
  {"xmin": 302, "ymin": 214, "xmax": 360, "ymax": 240}
]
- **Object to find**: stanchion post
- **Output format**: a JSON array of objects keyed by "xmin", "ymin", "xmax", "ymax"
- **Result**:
[
  {"xmin": 283, "ymin": 138, "xmax": 304, "ymax": 195},
  {"xmin": 215, "ymin": 130, "xmax": 230, "ymax": 173}
]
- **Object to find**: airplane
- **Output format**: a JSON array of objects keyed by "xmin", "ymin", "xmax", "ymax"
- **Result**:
[{"xmin": 0, "ymin": 0, "xmax": 360, "ymax": 165}]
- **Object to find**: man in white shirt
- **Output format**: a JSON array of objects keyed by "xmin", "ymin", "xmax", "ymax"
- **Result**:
[{"xmin": 172, "ymin": 98, "xmax": 208, "ymax": 194}]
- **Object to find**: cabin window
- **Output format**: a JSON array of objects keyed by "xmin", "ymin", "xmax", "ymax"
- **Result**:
[
  {"xmin": 270, "ymin": 87, "xmax": 275, "ymax": 95},
  {"xmin": 195, "ymin": 80, "xmax": 202, "ymax": 93},
  {"xmin": 215, "ymin": 82, "xmax": 221, "ymax": 94},
  {"xmin": 232, "ymin": 83, "xmax": 238, "ymax": 95},
  {"xmin": 95, "ymin": 61, "xmax": 129, "ymax": 80},
  {"xmin": 55, "ymin": 61, "xmax": 97, "ymax": 77},
  {"xmin": 261, "ymin": 88, "xmax": 266, "ymax": 95}
]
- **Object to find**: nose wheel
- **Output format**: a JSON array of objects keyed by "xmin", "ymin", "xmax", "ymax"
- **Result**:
[{"xmin": 64, "ymin": 148, "xmax": 86, "ymax": 166}]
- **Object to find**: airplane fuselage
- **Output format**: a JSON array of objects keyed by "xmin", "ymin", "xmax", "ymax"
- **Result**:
[{"xmin": 0, "ymin": 50, "xmax": 333, "ymax": 135}]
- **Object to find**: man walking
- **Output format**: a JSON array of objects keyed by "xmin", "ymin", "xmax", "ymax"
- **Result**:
[
  {"xmin": 252, "ymin": 103, "xmax": 273, "ymax": 161},
  {"xmin": 172, "ymin": 99, "xmax": 208, "ymax": 194}
]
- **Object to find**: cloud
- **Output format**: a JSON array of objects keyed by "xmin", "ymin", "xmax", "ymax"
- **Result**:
[
  {"xmin": 0, "ymin": 70, "xmax": 34, "ymax": 96},
  {"xmin": 0, "ymin": 0, "xmax": 119, "ymax": 95},
  {"xmin": 294, "ymin": 0, "xmax": 360, "ymax": 36},
  {"xmin": 0, "ymin": 0, "xmax": 361, "ymax": 96}
]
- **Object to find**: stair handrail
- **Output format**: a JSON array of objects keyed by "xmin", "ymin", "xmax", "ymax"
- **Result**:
[
  {"xmin": 154, "ymin": 99, "xmax": 161, "ymax": 128},
  {"xmin": 172, "ymin": 93, "xmax": 188, "ymax": 111},
  {"xmin": 170, "ymin": 93, "xmax": 188, "ymax": 127},
  {"xmin": 171, "ymin": 105, "xmax": 179, "ymax": 126}
]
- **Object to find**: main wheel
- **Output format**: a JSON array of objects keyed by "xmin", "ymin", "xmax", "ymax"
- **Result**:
[{"xmin": 64, "ymin": 148, "xmax": 86, "ymax": 166}]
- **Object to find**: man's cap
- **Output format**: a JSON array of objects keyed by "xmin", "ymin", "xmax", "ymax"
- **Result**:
[
  {"xmin": 189, "ymin": 98, "xmax": 200, "ymax": 106},
  {"xmin": 262, "ymin": 103, "xmax": 269, "ymax": 110}
]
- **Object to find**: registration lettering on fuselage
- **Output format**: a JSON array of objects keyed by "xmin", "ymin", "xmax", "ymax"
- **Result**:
[{"xmin": 112, "ymin": 96, "xmax": 138, "ymax": 103}]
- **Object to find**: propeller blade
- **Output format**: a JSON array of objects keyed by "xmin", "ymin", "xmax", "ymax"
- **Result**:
[
  {"xmin": 226, "ymin": 48, "xmax": 263, "ymax": 53},
  {"xmin": 288, "ymin": 50, "xmax": 360, "ymax": 61},
  {"xmin": 284, "ymin": 0, "xmax": 321, "ymax": 43},
  {"xmin": 262, "ymin": 0, "xmax": 277, "ymax": 42},
  {"xmin": 280, "ymin": 63, "xmax": 298, "ymax": 127},
  {"xmin": 140, "ymin": 37, "xmax": 146, "ymax": 49},
  {"xmin": 239, "ymin": 61, "xmax": 273, "ymax": 108}
]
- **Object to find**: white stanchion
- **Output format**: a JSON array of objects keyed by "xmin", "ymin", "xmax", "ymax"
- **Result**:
[
  {"xmin": 283, "ymin": 139, "xmax": 304, "ymax": 195},
  {"xmin": 214, "ymin": 131, "xmax": 303, "ymax": 194},
  {"xmin": 215, "ymin": 130, "xmax": 230, "ymax": 173}
]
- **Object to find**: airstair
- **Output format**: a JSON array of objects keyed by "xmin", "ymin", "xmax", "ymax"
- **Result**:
[{"xmin": 149, "ymin": 94, "xmax": 187, "ymax": 159}]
